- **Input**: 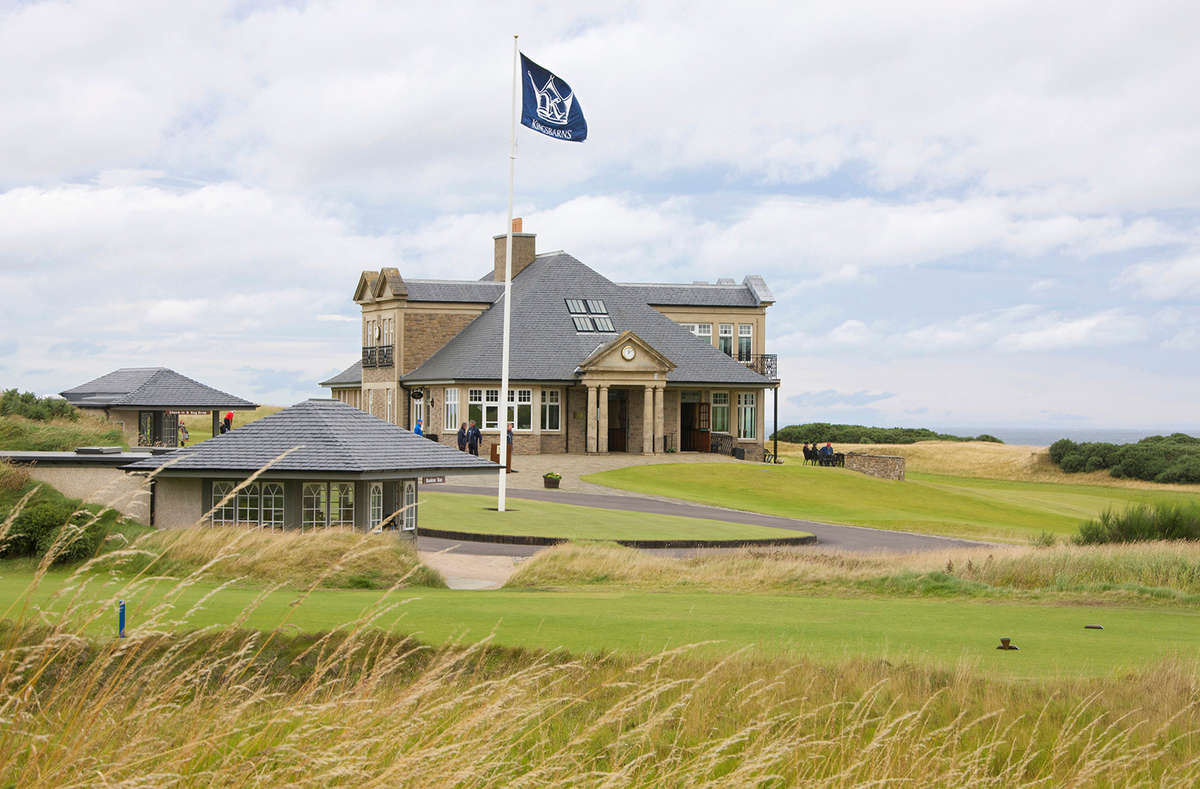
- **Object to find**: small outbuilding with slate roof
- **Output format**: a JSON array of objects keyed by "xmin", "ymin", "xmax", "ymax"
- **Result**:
[
  {"xmin": 62, "ymin": 367, "xmax": 257, "ymax": 448},
  {"xmin": 124, "ymin": 398, "xmax": 497, "ymax": 533}
]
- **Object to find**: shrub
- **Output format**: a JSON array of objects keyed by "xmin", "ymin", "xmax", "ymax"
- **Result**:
[
  {"xmin": 0, "ymin": 459, "xmax": 29, "ymax": 492},
  {"xmin": 771, "ymin": 423, "xmax": 1004, "ymax": 445},
  {"xmin": 0, "ymin": 389, "xmax": 77, "ymax": 422},
  {"xmin": 1048, "ymin": 438, "xmax": 1076, "ymax": 465},
  {"xmin": 3, "ymin": 501, "xmax": 74, "ymax": 559},
  {"xmin": 1075, "ymin": 502, "xmax": 1200, "ymax": 544},
  {"xmin": 1047, "ymin": 433, "xmax": 1200, "ymax": 484}
]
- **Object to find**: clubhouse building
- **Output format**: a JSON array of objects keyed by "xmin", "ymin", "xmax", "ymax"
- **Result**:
[{"xmin": 320, "ymin": 220, "xmax": 779, "ymax": 461}]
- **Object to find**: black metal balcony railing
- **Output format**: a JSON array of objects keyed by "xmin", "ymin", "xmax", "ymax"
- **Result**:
[
  {"xmin": 739, "ymin": 353, "xmax": 778, "ymax": 379},
  {"xmin": 361, "ymin": 345, "xmax": 394, "ymax": 368}
]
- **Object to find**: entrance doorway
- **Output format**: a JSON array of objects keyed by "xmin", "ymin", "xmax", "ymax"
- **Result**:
[
  {"xmin": 680, "ymin": 393, "xmax": 710, "ymax": 452},
  {"xmin": 607, "ymin": 389, "xmax": 628, "ymax": 452}
]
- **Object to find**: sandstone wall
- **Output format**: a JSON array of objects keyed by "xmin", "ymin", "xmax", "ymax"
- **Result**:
[{"xmin": 844, "ymin": 453, "xmax": 906, "ymax": 481}]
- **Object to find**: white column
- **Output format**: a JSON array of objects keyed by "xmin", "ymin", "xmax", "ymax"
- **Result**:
[
  {"xmin": 654, "ymin": 386, "xmax": 665, "ymax": 454},
  {"xmin": 642, "ymin": 386, "xmax": 654, "ymax": 455}
]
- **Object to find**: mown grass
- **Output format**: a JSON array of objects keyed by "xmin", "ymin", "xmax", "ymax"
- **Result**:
[
  {"xmin": 178, "ymin": 404, "xmax": 282, "ymax": 444},
  {"xmin": 418, "ymin": 491, "xmax": 807, "ymax": 541},
  {"xmin": 0, "ymin": 412, "xmax": 124, "ymax": 451},
  {"xmin": 584, "ymin": 462, "xmax": 1200, "ymax": 542}
]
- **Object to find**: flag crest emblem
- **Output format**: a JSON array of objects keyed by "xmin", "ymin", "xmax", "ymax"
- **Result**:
[{"xmin": 520, "ymin": 53, "xmax": 587, "ymax": 142}]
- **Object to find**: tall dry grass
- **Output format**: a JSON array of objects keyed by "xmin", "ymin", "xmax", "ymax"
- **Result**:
[{"xmin": 507, "ymin": 541, "xmax": 1200, "ymax": 602}]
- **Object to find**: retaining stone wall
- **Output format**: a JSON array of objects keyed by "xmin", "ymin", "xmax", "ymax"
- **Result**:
[{"xmin": 845, "ymin": 452, "xmax": 905, "ymax": 481}]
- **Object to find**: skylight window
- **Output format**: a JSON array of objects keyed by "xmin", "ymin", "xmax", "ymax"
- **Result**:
[{"xmin": 566, "ymin": 298, "xmax": 615, "ymax": 332}]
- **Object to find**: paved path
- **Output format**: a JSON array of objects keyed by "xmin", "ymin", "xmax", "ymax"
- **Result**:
[{"xmin": 425, "ymin": 484, "xmax": 986, "ymax": 555}]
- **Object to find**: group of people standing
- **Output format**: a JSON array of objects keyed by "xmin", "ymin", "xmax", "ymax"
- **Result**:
[{"xmin": 454, "ymin": 420, "xmax": 515, "ymax": 457}]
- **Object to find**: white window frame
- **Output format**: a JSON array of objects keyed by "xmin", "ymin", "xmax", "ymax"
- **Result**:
[
  {"xmin": 469, "ymin": 388, "xmax": 500, "ymax": 430},
  {"xmin": 402, "ymin": 480, "xmax": 417, "ymax": 531},
  {"xmin": 719, "ymin": 323, "xmax": 734, "ymax": 355},
  {"xmin": 696, "ymin": 323, "xmax": 713, "ymax": 342},
  {"xmin": 711, "ymin": 391, "xmax": 730, "ymax": 433},
  {"xmin": 330, "ymin": 482, "xmax": 355, "ymax": 528},
  {"xmin": 540, "ymin": 389, "xmax": 561, "ymax": 432},
  {"xmin": 507, "ymin": 388, "xmax": 533, "ymax": 431},
  {"xmin": 261, "ymin": 483, "xmax": 285, "ymax": 530},
  {"xmin": 211, "ymin": 481, "xmax": 236, "ymax": 526},
  {"xmin": 737, "ymin": 392, "xmax": 757, "ymax": 439},
  {"xmin": 444, "ymin": 388, "xmax": 459, "ymax": 432},
  {"xmin": 738, "ymin": 324, "xmax": 754, "ymax": 361},
  {"xmin": 302, "ymin": 482, "xmax": 328, "ymax": 530},
  {"xmin": 412, "ymin": 396, "xmax": 424, "ymax": 430},
  {"xmin": 369, "ymin": 482, "xmax": 384, "ymax": 530},
  {"xmin": 386, "ymin": 389, "xmax": 393, "ymax": 424},
  {"xmin": 235, "ymin": 483, "xmax": 260, "ymax": 527}
]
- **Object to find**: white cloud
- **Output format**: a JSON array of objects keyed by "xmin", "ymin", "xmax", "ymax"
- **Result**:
[{"xmin": 1117, "ymin": 253, "xmax": 1200, "ymax": 300}]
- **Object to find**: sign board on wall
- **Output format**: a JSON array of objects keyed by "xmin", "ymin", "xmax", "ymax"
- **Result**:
[{"xmin": 421, "ymin": 476, "xmax": 445, "ymax": 485}]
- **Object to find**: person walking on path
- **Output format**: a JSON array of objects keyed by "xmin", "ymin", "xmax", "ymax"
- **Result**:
[
  {"xmin": 467, "ymin": 420, "xmax": 481, "ymax": 456},
  {"xmin": 505, "ymin": 422, "xmax": 516, "ymax": 473},
  {"xmin": 178, "ymin": 421, "xmax": 189, "ymax": 447},
  {"xmin": 414, "ymin": 419, "xmax": 423, "ymax": 436},
  {"xmin": 456, "ymin": 422, "xmax": 468, "ymax": 452}
]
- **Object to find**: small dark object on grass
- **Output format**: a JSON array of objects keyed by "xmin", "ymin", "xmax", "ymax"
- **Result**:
[
  {"xmin": 996, "ymin": 637, "xmax": 1019, "ymax": 650},
  {"xmin": 1085, "ymin": 624, "xmax": 1104, "ymax": 630}
]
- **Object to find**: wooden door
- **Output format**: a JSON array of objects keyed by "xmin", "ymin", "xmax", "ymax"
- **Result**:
[
  {"xmin": 608, "ymin": 392, "xmax": 627, "ymax": 452},
  {"xmin": 696, "ymin": 403, "xmax": 711, "ymax": 452}
]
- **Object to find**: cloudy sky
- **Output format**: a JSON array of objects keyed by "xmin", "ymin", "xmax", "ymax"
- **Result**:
[{"xmin": 2, "ymin": 0, "xmax": 1198, "ymax": 432}]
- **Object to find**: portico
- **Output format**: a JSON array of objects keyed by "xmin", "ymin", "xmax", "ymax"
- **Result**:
[{"xmin": 578, "ymin": 331, "xmax": 673, "ymax": 455}]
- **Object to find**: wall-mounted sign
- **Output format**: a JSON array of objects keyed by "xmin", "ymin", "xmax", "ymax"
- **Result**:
[{"xmin": 421, "ymin": 475, "xmax": 445, "ymax": 485}]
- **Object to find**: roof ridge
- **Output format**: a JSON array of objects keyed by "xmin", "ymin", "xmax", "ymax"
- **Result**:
[{"xmin": 311, "ymin": 400, "xmax": 371, "ymax": 471}]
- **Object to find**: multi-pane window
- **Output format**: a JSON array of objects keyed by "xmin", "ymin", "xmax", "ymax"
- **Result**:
[
  {"xmin": 444, "ymin": 388, "xmax": 459, "ymax": 431},
  {"xmin": 540, "ymin": 389, "xmax": 561, "ymax": 431},
  {"xmin": 738, "ymin": 324, "xmax": 753, "ymax": 361},
  {"xmin": 412, "ymin": 396, "xmax": 424, "ymax": 429},
  {"xmin": 261, "ymin": 483, "xmax": 285, "ymax": 529},
  {"xmin": 302, "ymin": 482, "xmax": 328, "ymax": 530},
  {"xmin": 369, "ymin": 482, "xmax": 384, "ymax": 530},
  {"xmin": 386, "ymin": 389, "xmax": 393, "ymax": 424},
  {"xmin": 236, "ymin": 483, "xmax": 260, "ymax": 526},
  {"xmin": 711, "ymin": 392, "xmax": 730, "ymax": 433},
  {"xmin": 566, "ymin": 298, "xmax": 614, "ymax": 332},
  {"xmin": 211, "ymin": 481, "xmax": 236, "ymax": 525},
  {"xmin": 737, "ymin": 393, "xmax": 757, "ymax": 439},
  {"xmin": 696, "ymin": 323, "xmax": 712, "ymax": 342},
  {"xmin": 330, "ymin": 482, "xmax": 355, "ymax": 528},
  {"xmin": 718, "ymin": 324, "xmax": 734, "ymax": 355},
  {"xmin": 469, "ymin": 388, "xmax": 500, "ymax": 429},
  {"xmin": 402, "ymin": 481, "xmax": 417, "ymax": 531},
  {"xmin": 507, "ymin": 389, "xmax": 532, "ymax": 431}
]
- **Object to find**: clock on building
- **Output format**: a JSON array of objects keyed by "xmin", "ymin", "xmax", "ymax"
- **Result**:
[{"xmin": 621, "ymin": 344, "xmax": 636, "ymax": 361}]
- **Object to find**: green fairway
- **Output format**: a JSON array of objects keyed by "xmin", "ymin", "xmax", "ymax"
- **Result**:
[
  {"xmin": 583, "ymin": 463, "xmax": 1200, "ymax": 542},
  {"xmin": 5, "ymin": 568, "xmax": 1199, "ymax": 679},
  {"xmin": 418, "ymin": 491, "xmax": 807, "ymax": 541}
]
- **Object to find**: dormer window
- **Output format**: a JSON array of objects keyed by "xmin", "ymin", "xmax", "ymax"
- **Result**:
[{"xmin": 566, "ymin": 298, "xmax": 614, "ymax": 332}]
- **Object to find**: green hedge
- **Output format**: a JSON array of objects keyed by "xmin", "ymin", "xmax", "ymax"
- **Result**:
[
  {"xmin": 0, "ymin": 389, "xmax": 77, "ymax": 422},
  {"xmin": 0, "ymin": 474, "xmax": 141, "ymax": 566},
  {"xmin": 1048, "ymin": 434, "xmax": 1200, "ymax": 484},
  {"xmin": 1076, "ymin": 502, "xmax": 1200, "ymax": 544},
  {"xmin": 770, "ymin": 423, "xmax": 1003, "ymax": 445}
]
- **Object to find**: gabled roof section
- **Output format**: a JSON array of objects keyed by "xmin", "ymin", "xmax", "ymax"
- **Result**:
[
  {"xmin": 402, "ymin": 254, "xmax": 772, "ymax": 386},
  {"xmin": 61, "ymin": 368, "xmax": 257, "ymax": 409},
  {"xmin": 123, "ymin": 399, "xmax": 498, "ymax": 475},
  {"xmin": 578, "ymin": 331, "xmax": 676, "ymax": 373},
  {"xmin": 743, "ymin": 275, "xmax": 774, "ymax": 305},
  {"xmin": 372, "ymin": 267, "xmax": 407, "ymax": 300},
  {"xmin": 353, "ymin": 271, "xmax": 379, "ymax": 303},
  {"xmin": 318, "ymin": 360, "xmax": 362, "ymax": 388}
]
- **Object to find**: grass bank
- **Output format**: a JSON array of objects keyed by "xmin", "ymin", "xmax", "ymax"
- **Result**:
[
  {"xmin": 418, "ymin": 491, "xmax": 806, "ymax": 541},
  {"xmin": 584, "ymin": 462, "xmax": 1200, "ymax": 542},
  {"xmin": 4, "ymin": 619, "xmax": 1198, "ymax": 786},
  {"xmin": 0, "ymin": 413, "xmax": 124, "ymax": 451}
]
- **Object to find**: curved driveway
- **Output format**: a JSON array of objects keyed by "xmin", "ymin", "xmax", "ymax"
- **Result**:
[{"xmin": 420, "ymin": 484, "xmax": 987, "ymax": 557}]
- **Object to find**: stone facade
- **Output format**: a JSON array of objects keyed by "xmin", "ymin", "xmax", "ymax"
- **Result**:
[
  {"xmin": 403, "ymin": 311, "xmax": 480, "ymax": 374},
  {"xmin": 845, "ymin": 453, "xmax": 906, "ymax": 481}
]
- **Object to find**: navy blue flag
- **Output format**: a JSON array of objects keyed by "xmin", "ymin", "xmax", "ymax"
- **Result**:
[{"xmin": 520, "ymin": 53, "xmax": 587, "ymax": 142}]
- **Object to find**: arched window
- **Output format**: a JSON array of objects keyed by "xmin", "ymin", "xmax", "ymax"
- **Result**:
[
  {"xmin": 330, "ymin": 482, "xmax": 355, "ymax": 528},
  {"xmin": 211, "ymin": 481, "xmax": 236, "ymax": 525},
  {"xmin": 402, "ymin": 481, "xmax": 417, "ymax": 531},
  {"xmin": 302, "ymin": 483, "xmax": 328, "ymax": 530},
  {"xmin": 369, "ymin": 482, "xmax": 384, "ymax": 531},
  {"xmin": 235, "ymin": 483, "xmax": 260, "ymax": 527},
  {"xmin": 261, "ymin": 483, "xmax": 285, "ymax": 529}
]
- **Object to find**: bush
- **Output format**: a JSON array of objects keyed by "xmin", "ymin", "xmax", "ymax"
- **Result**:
[
  {"xmin": 1075, "ymin": 502, "xmax": 1200, "ymax": 544},
  {"xmin": 1, "ymin": 479, "xmax": 133, "ymax": 565},
  {"xmin": 0, "ymin": 460, "xmax": 30, "ymax": 492},
  {"xmin": 771, "ymin": 423, "xmax": 1003, "ymax": 445},
  {"xmin": 1047, "ymin": 433, "xmax": 1200, "ymax": 484},
  {"xmin": 0, "ymin": 389, "xmax": 77, "ymax": 422}
]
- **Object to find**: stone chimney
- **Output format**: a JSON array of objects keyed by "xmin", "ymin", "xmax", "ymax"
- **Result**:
[{"xmin": 493, "ymin": 217, "xmax": 536, "ymax": 281}]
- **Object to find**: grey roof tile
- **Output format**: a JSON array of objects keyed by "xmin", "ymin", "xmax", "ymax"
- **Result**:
[
  {"xmin": 619, "ymin": 282, "xmax": 761, "ymax": 307},
  {"xmin": 402, "ymin": 254, "xmax": 771, "ymax": 386},
  {"xmin": 62, "ymin": 368, "xmax": 257, "ymax": 409},
  {"xmin": 405, "ymin": 280, "xmax": 504, "ymax": 303},
  {"xmin": 124, "ymin": 399, "xmax": 498, "ymax": 475}
]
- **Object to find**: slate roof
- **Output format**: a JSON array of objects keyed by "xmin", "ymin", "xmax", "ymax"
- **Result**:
[
  {"xmin": 403, "ymin": 253, "xmax": 772, "ymax": 386},
  {"xmin": 620, "ymin": 283, "xmax": 761, "ymax": 307},
  {"xmin": 406, "ymin": 279, "xmax": 504, "ymax": 303},
  {"xmin": 124, "ymin": 399, "xmax": 498, "ymax": 475},
  {"xmin": 319, "ymin": 360, "xmax": 362, "ymax": 388},
  {"xmin": 61, "ymin": 368, "xmax": 257, "ymax": 409}
]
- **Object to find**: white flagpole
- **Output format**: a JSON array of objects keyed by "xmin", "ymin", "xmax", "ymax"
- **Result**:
[{"xmin": 498, "ymin": 34, "xmax": 518, "ymax": 513}]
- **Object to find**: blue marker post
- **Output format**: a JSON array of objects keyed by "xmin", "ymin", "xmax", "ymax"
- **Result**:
[{"xmin": 118, "ymin": 600, "xmax": 126, "ymax": 638}]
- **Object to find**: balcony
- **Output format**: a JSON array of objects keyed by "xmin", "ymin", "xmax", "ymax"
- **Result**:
[
  {"xmin": 739, "ymin": 353, "xmax": 778, "ymax": 380},
  {"xmin": 361, "ymin": 345, "xmax": 394, "ymax": 368}
]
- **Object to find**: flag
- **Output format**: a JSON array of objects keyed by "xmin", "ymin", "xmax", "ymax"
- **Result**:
[{"xmin": 520, "ymin": 53, "xmax": 587, "ymax": 142}]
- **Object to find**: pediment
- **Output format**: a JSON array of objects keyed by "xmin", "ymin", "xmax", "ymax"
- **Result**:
[
  {"xmin": 353, "ymin": 271, "xmax": 378, "ymax": 303},
  {"xmin": 579, "ymin": 331, "xmax": 675, "ymax": 374},
  {"xmin": 372, "ymin": 267, "xmax": 407, "ymax": 300}
]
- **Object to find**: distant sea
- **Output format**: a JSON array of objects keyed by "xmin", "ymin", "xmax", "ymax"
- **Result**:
[{"xmin": 936, "ymin": 427, "xmax": 1198, "ymax": 447}]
